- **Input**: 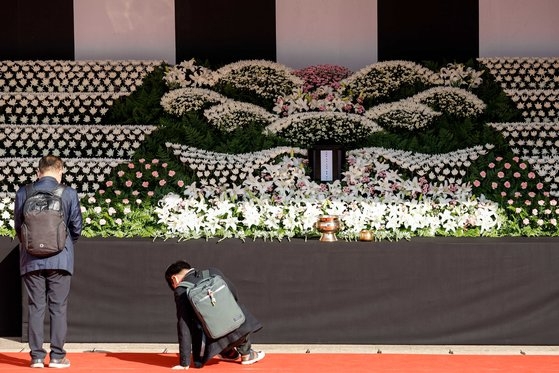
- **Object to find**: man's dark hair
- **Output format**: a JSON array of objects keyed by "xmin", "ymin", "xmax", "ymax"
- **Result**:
[
  {"xmin": 38, "ymin": 155, "xmax": 63, "ymax": 173},
  {"xmin": 164, "ymin": 260, "xmax": 192, "ymax": 290}
]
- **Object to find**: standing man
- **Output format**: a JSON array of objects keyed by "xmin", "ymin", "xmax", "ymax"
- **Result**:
[
  {"xmin": 165, "ymin": 260, "xmax": 265, "ymax": 369},
  {"xmin": 14, "ymin": 155, "xmax": 83, "ymax": 369}
]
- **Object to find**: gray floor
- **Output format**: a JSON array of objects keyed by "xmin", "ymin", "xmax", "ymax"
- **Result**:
[{"xmin": 1, "ymin": 337, "xmax": 558, "ymax": 355}]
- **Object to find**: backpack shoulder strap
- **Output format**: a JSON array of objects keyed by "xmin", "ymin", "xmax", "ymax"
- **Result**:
[
  {"xmin": 177, "ymin": 268, "xmax": 207, "ymax": 289},
  {"xmin": 52, "ymin": 184, "xmax": 66, "ymax": 197},
  {"xmin": 24, "ymin": 184, "xmax": 35, "ymax": 198}
]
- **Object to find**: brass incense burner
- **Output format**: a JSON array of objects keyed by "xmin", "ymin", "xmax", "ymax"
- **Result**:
[{"xmin": 316, "ymin": 215, "xmax": 341, "ymax": 242}]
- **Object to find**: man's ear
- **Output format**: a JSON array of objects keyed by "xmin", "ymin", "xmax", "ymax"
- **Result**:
[{"xmin": 171, "ymin": 274, "xmax": 180, "ymax": 288}]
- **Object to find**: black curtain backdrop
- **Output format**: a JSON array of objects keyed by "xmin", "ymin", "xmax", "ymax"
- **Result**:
[
  {"xmin": 174, "ymin": 0, "xmax": 276, "ymax": 66},
  {"xmin": 378, "ymin": 0, "xmax": 479, "ymax": 63},
  {"xmin": 0, "ymin": 239, "xmax": 21, "ymax": 337},
  {"xmin": 0, "ymin": 0, "xmax": 74, "ymax": 60},
  {"xmin": 6, "ymin": 237, "xmax": 559, "ymax": 345}
]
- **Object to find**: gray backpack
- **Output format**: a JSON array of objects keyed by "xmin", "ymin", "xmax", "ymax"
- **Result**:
[
  {"xmin": 20, "ymin": 184, "xmax": 67, "ymax": 258},
  {"xmin": 179, "ymin": 270, "xmax": 246, "ymax": 339}
]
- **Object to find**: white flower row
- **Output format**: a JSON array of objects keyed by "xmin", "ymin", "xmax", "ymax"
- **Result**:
[
  {"xmin": 0, "ymin": 124, "xmax": 156, "ymax": 158},
  {"xmin": 0, "ymin": 157, "xmax": 129, "ymax": 197},
  {"xmin": 0, "ymin": 60, "xmax": 162, "ymax": 93},
  {"xmin": 264, "ymin": 111, "xmax": 383, "ymax": 147},
  {"xmin": 489, "ymin": 122, "xmax": 559, "ymax": 157},
  {"xmin": 364, "ymin": 101, "xmax": 441, "ymax": 130},
  {"xmin": 350, "ymin": 145, "xmax": 493, "ymax": 185},
  {"xmin": 0, "ymin": 92, "xmax": 127, "ymax": 124},
  {"xmin": 160, "ymin": 87, "xmax": 227, "ymax": 116},
  {"xmin": 504, "ymin": 89, "xmax": 559, "ymax": 123},
  {"xmin": 203, "ymin": 100, "xmax": 278, "ymax": 132},
  {"xmin": 478, "ymin": 57, "xmax": 559, "ymax": 90},
  {"xmin": 155, "ymin": 192, "xmax": 502, "ymax": 240},
  {"xmin": 523, "ymin": 155, "xmax": 559, "ymax": 197},
  {"xmin": 166, "ymin": 143, "xmax": 306, "ymax": 191}
]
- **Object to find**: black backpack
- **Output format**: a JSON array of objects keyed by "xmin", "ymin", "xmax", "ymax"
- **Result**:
[{"xmin": 20, "ymin": 184, "xmax": 67, "ymax": 258}]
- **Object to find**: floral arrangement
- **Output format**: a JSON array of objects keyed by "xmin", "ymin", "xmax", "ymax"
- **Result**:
[
  {"xmin": 154, "ymin": 149, "xmax": 503, "ymax": 241},
  {"xmin": 0, "ymin": 57, "xmax": 558, "ymax": 241}
]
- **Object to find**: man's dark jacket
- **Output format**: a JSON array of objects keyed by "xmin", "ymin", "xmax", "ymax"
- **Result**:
[
  {"xmin": 14, "ymin": 176, "xmax": 83, "ymax": 275},
  {"xmin": 174, "ymin": 267, "xmax": 263, "ymax": 367}
]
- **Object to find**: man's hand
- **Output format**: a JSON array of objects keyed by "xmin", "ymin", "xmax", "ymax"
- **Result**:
[{"xmin": 171, "ymin": 364, "xmax": 189, "ymax": 370}]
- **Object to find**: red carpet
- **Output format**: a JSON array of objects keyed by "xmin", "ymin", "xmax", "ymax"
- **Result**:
[{"xmin": 1, "ymin": 352, "xmax": 558, "ymax": 372}]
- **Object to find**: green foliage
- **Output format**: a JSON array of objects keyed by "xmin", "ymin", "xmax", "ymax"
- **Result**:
[{"xmin": 101, "ymin": 64, "xmax": 169, "ymax": 124}]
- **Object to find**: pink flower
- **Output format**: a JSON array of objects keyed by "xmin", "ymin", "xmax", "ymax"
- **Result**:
[
  {"xmin": 162, "ymin": 163, "xmax": 168, "ymax": 168},
  {"xmin": 504, "ymin": 163, "xmax": 511, "ymax": 169},
  {"xmin": 177, "ymin": 180, "xmax": 185, "ymax": 187},
  {"xmin": 497, "ymin": 171, "xmax": 505, "ymax": 178},
  {"xmin": 528, "ymin": 192, "xmax": 536, "ymax": 198},
  {"xmin": 152, "ymin": 171, "xmax": 159, "ymax": 177},
  {"xmin": 528, "ymin": 172, "xmax": 536, "ymax": 179},
  {"xmin": 142, "ymin": 181, "xmax": 149, "ymax": 188},
  {"xmin": 491, "ymin": 182, "xmax": 498, "ymax": 189},
  {"xmin": 504, "ymin": 181, "xmax": 511, "ymax": 188},
  {"xmin": 488, "ymin": 163, "xmax": 495, "ymax": 169},
  {"xmin": 519, "ymin": 163, "xmax": 527, "ymax": 170},
  {"xmin": 513, "ymin": 172, "xmax": 521, "ymax": 178},
  {"xmin": 98, "ymin": 190, "xmax": 105, "ymax": 195},
  {"xmin": 127, "ymin": 163, "xmax": 135, "ymax": 169},
  {"xmin": 135, "ymin": 172, "xmax": 142, "ymax": 178},
  {"xmin": 495, "ymin": 157, "xmax": 503, "ymax": 162},
  {"xmin": 125, "ymin": 180, "xmax": 133, "ymax": 187},
  {"xmin": 168, "ymin": 170, "xmax": 176, "ymax": 177},
  {"xmin": 159, "ymin": 179, "xmax": 166, "ymax": 186},
  {"xmin": 512, "ymin": 156, "xmax": 520, "ymax": 162},
  {"xmin": 152, "ymin": 159, "xmax": 159, "ymax": 164},
  {"xmin": 501, "ymin": 192, "xmax": 507, "ymax": 197},
  {"xmin": 106, "ymin": 180, "xmax": 113, "ymax": 187},
  {"xmin": 536, "ymin": 182, "xmax": 544, "ymax": 190},
  {"xmin": 147, "ymin": 191, "xmax": 154, "ymax": 197},
  {"xmin": 473, "ymin": 180, "xmax": 481, "ymax": 187},
  {"xmin": 117, "ymin": 170, "xmax": 125, "ymax": 177},
  {"xmin": 521, "ymin": 182, "xmax": 528, "ymax": 189},
  {"xmin": 139, "ymin": 158, "xmax": 145, "ymax": 163},
  {"xmin": 145, "ymin": 164, "xmax": 151, "ymax": 170},
  {"xmin": 480, "ymin": 171, "xmax": 486, "ymax": 178},
  {"xmin": 525, "ymin": 200, "xmax": 531, "ymax": 206}
]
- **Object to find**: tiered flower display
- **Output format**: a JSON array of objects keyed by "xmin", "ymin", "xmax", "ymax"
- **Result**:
[{"xmin": 0, "ymin": 56, "xmax": 558, "ymax": 240}]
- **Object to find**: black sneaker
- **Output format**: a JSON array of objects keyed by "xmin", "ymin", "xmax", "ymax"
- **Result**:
[
  {"xmin": 240, "ymin": 350, "xmax": 265, "ymax": 365},
  {"xmin": 30, "ymin": 358, "xmax": 44, "ymax": 368},
  {"xmin": 219, "ymin": 348, "xmax": 240, "ymax": 361},
  {"xmin": 49, "ymin": 358, "xmax": 71, "ymax": 368}
]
